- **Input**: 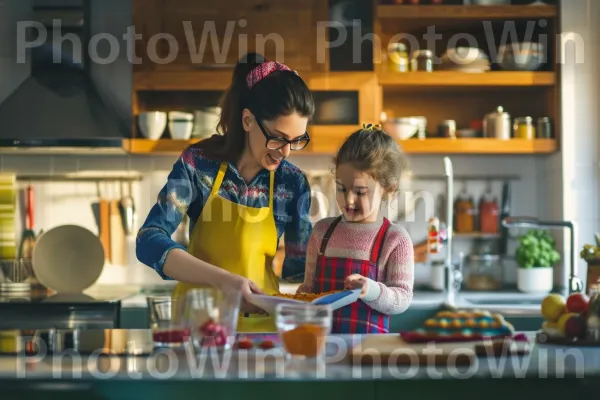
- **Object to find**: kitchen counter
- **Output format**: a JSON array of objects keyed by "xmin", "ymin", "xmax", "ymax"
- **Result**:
[
  {"xmin": 118, "ymin": 282, "xmax": 546, "ymax": 311},
  {"xmin": 0, "ymin": 331, "xmax": 598, "ymax": 399}
]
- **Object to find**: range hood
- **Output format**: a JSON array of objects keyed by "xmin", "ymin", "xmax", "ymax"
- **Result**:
[{"xmin": 0, "ymin": 1, "xmax": 129, "ymax": 154}]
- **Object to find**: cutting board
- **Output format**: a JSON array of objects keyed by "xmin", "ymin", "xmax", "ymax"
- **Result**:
[{"xmin": 349, "ymin": 334, "xmax": 530, "ymax": 366}]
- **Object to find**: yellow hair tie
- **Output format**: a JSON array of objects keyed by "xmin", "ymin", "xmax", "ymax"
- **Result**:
[{"xmin": 362, "ymin": 123, "xmax": 383, "ymax": 131}]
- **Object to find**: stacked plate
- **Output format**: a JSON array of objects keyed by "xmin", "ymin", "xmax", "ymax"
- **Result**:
[
  {"xmin": 438, "ymin": 47, "xmax": 491, "ymax": 73},
  {"xmin": 0, "ymin": 174, "xmax": 16, "ymax": 259}
]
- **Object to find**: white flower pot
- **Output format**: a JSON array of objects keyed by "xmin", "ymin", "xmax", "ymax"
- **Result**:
[{"xmin": 517, "ymin": 267, "xmax": 553, "ymax": 293}]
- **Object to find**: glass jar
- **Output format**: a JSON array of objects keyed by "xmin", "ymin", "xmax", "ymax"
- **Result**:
[
  {"xmin": 478, "ymin": 191, "xmax": 499, "ymax": 234},
  {"xmin": 454, "ymin": 192, "xmax": 475, "ymax": 233},
  {"xmin": 513, "ymin": 116, "xmax": 535, "ymax": 139},
  {"xmin": 387, "ymin": 42, "xmax": 409, "ymax": 72},
  {"xmin": 464, "ymin": 254, "xmax": 503, "ymax": 291},
  {"xmin": 537, "ymin": 117, "xmax": 552, "ymax": 138},
  {"xmin": 410, "ymin": 50, "xmax": 433, "ymax": 72}
]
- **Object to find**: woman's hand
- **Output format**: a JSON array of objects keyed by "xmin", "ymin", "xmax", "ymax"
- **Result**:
[
  {"xmin": 344, "ymin": 274, "xmax": 368, "ymax": 297},
  {"xmin": 220, "ymin": 273, "xmax": 267, "ymax": 315}
]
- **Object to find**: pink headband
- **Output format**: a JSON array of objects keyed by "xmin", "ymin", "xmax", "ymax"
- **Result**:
[{"xmin": 246, "ymin": 61, "xmax": 295, "ymax": 89}]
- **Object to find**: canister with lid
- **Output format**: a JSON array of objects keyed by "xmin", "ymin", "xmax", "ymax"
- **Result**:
[{"xmin": 483, "ymin": 106, "xmax": 511, "ymax": 140}]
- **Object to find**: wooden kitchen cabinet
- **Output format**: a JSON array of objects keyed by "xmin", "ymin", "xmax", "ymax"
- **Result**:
[
  {"xmin": 131, "ymin": 0, "xmax": 329, "ymax": 73},
  {"xmin": 127, "ymin": 1, "xmax": 562, "ymax": 156}
]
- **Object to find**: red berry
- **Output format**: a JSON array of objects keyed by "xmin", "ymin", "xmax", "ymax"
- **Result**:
[
  {"xmin": 259, "ymin": 340, "xmax": 275, "ymax": 349},
  {"xmin": 236, "ymin": 339, "xmax": 253, "ymax": 349},
  {"xmin": 214, "ymin": 332, "xmax": 227, "ymax": 346},
  {"xmin": 200, "ymin": 319, "xmax": 217, "ymax": 334}
]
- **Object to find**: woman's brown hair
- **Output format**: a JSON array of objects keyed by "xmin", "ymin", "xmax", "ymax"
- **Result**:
[
  {"xmin": 333, "ymin": 126, "xmax": 410, "ymax": 196},
  {"xmin": 196, "ymin": 52, "xmax": 315, "ymax": 162}
]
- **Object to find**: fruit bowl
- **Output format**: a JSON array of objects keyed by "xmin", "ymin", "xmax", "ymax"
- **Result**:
[{"xmin": 537, "ymin": 292, "xmax": 600, "ymax": 346}]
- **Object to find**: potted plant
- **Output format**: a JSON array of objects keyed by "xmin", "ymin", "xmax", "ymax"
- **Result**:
[
  {"xmin": 580, "ymin": 234, "xmax": 600, "ymax": 295},
  {"xmin": 515, "ymin": 229, "xmax": 560, "ymax": 293}
]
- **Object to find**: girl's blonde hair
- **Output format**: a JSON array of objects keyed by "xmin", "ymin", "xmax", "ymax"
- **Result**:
[{"xmin": 333, "ymin": 124, "xmax": 410, "ymax": 196}]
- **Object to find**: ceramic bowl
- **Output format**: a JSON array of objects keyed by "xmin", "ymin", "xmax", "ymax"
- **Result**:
[{"xmin": 137, "ymin": 112, "xmax": 167, "ymax": 140}]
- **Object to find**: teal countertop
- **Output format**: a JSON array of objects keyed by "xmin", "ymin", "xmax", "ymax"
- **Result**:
[
  {"xmin": 2, "ymin": 331, "xmax": 598, "ymax": 399},
  {"xmin": 0, "ymin": 331, "xmax": 596, "ymax": 381}
]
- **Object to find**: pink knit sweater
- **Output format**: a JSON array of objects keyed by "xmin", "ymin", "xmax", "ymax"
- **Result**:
[{"xmin": 297, "ymin": 216, "xmax": 414, "ymax": 314}]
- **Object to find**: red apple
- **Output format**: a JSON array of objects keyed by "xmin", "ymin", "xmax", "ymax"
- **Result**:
[
  {"xmin": 564, "ymin": 315, "xmax": 587, "ymax": 339},
  {"xmin": 566, "ymin": 293, "xmax": 589, "ymax": 314}
]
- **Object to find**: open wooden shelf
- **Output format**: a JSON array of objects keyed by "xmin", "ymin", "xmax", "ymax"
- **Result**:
[
  {"xmin": 125, "ymin": 139, "xmax": 198, "ymax": 154},
  {"xmin": 377, "ymin": 4, "xmax": 557, "ymax": 20},
  {"xmin": 398, "ymin": 138, "xmax": 557, "ymax": 154},
  {"xmin": 378, "ymin": 71, "xmax": 555, "ymax": 89},
  {"xmin": 125, "ymin": 138, "xmax": 556, "ymax": 155}
]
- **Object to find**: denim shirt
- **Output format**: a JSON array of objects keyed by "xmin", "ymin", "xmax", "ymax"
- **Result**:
[{"xmin": 135, "ymin": 146, "xmax": 312, "ymax": 283}]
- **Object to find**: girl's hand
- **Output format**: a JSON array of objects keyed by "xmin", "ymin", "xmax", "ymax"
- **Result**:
[{"xmin": 344, "ymin": 274, "xmax": 368, "ymax": 297}]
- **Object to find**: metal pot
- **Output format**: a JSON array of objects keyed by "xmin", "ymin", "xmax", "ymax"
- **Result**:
[{"xmin": 483, "ymin": 106, "xmax": 511, "ymax": 140}]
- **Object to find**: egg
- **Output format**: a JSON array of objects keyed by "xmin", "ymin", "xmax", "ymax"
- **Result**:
[
  {"xmin": 425, "ymin": 319, "xmax": 438, "ymax": 327},
  {"xmin": 451, "ymin": 319, "xmax": 463, "ymax": 328}
]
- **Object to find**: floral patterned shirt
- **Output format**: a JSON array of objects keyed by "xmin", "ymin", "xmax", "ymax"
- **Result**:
[{"xmin": 135, "ymin": 145, "xmax": 312, "ymax": 283}]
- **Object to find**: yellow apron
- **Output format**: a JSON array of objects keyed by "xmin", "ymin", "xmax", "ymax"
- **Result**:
[{"xmin": 172, "ymin": 161, "xmax": 279, "ymax": 332}]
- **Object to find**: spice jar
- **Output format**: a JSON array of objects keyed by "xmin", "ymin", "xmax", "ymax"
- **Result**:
[
  {"xmin": 387, "ymin": 42, "xmax": 409, "ymax": 72},
  {"xmin": 479, "ymin": 191, "xmax": 499, "ymax": 233},
  {"xmin": 513, "ymin": 116, "xmax": 535, "ymax": 139},
  {"xmin": 537, "ymin": 117, "xmax": 552, "ymax": 138},
  {"xmin": 410, "ymin": 50, "xmax": 433, "ymax": 72},
  {"xmin": 454, "ymin": 192, "xmax": 475, "ymax": 233}
]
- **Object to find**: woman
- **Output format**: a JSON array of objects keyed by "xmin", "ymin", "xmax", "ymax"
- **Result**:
[{"xmin": 136, "ymin": 52, "xmax": 315, "ymax": 332}]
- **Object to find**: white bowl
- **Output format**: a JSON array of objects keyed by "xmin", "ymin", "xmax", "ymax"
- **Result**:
[
  {"xmin": 138, "ymin": 112, "xmax": 167, "ymax": 140},
  {"xmin": 169, "ymin": 120, "xmax": 193, "ymax": 140},
  {"xmin": 444, "ymin": 47, "xmax": 487, "ymax": 65},
  {"xmin": 168, "ymin": 111, "xmax": 194, "ymax": 121},
  {"xmin": 384, "ymin": 117, "xmax": 425, "ymax": 140}
]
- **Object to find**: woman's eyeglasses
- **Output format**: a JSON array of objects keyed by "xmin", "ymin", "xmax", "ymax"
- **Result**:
[{"xmin": 255, "ymin": 118, "xmax": 310, "ymax": 151}]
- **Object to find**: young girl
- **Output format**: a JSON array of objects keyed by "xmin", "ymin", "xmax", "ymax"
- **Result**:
[{"xmin": 297, "ymin": 124, "xmax": 414, "ymax": 333}]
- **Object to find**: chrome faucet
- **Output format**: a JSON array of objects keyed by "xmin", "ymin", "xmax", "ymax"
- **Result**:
[
  {"xmin": 502, "ymin": 216, "xmax": 584, "ymax": 298},
  {"xmin": 443, "ymin": 157, "xmax": 463, "ymax": 305}
]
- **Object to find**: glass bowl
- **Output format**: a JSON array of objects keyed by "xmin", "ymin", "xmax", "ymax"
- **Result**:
[
  {"xmin": 146, "ymin": 295, "xmax": 191, "ymax": 347},
  {"xmin": 185, "ymin": 287, "xmax": 241, "ymax": 350},
  {"xmin": 275, "ymin": 303, "xmax": 332, "ymax": 360}
]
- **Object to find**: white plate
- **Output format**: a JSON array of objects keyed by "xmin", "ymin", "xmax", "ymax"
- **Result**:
[
  {"xmin": 248, "ymin": 289, "xmax": 361, "ymax": 315},
  {"xmin": 32, "ymin": 225, "xmax": 105, "ymax": 294}
]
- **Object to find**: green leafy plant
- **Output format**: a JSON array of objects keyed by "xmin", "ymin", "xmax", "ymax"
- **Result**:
[{"xmin": 515, "ymin": 229, "xmax": 560, "ymax": 269}]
